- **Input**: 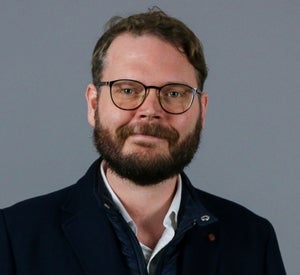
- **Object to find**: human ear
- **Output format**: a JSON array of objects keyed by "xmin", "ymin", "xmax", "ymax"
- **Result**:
[
  {"xmin": 200, "ymin": 92, "xmax": 208, "ymax": 127},
  {"xmin": 85, "ymin": 84, "xmax": 98, "ymax": 127}
]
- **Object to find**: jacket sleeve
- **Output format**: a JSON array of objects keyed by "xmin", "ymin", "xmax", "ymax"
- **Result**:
[
  {"xmin": 264, "ymin": 221, "xmax": 286, "ymax": 275},
  {"xmin": 0, "ymin": 210, "xmax": 15, "ymax": 275}
]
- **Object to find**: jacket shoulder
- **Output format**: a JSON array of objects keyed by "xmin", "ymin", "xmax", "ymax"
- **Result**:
[
  {"xmin": 192, "ymin": 187, "xmax": 274, "ymax": 232},
  {"xmin": 1, "ymin": 159, "xmax": 101, "ymax": 222},
  {"xmin": 1, "ymin": 183, "xmax": 76, "ymax": 226}
]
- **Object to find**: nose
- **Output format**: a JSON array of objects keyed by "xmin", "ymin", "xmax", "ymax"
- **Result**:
[{"xmin": 136, "ymin": 88, "xmax": 163, "ymax": 120}]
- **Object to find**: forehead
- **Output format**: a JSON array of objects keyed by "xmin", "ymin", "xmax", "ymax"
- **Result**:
[{"xmin": 102, "ymin": 33, "xmax": 198, "ymax": 86}]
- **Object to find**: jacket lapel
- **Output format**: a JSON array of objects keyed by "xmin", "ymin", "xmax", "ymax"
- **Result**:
[{"xmin": 60, "ymin": 159, "xmax": 127, "ymax": 275}]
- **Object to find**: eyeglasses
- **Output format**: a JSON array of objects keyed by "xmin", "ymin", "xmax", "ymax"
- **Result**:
[{"xmin": 95, "ymin": 79, "xmax": 202, "ymax": 114}]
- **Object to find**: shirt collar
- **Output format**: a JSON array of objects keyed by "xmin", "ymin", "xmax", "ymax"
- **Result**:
[{"xmin": 100, "ymin": 160, "xmax": 182, "ymax": 233}]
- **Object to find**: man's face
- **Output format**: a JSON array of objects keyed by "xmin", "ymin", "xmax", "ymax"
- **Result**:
[{"xmin": 86, "ymin": 33, "xmax": 208, "ymax": 185}]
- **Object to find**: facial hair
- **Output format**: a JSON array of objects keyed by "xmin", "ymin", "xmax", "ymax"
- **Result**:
[{"xmin": 93, "ymin": 107, "xmax": 202, "ymax": 186}]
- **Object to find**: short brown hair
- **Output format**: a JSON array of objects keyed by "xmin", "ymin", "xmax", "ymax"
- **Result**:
[{"xmin": 91, "ymin": 8, "xmax": 208, "ymax": 90}]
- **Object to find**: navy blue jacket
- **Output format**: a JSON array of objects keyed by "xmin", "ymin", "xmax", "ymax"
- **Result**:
[{"xmin": 0, "ymin": 159, "xmax": 286, "ymax": 274}]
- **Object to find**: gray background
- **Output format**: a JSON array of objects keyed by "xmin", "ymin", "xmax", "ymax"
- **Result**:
[{"xmin": 0, "ymin": 0, "xmax": 299, "ymax": 273}]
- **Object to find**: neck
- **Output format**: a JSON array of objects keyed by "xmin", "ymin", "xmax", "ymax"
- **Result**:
[{"xmin": 104, "ymin": 162, "xmax": 178, "ymax": 248}]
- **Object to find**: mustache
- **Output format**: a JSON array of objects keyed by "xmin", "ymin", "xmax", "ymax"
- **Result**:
[{"xmin": 116, "ymin": 123, "xmax": 179, "ymax": 145}]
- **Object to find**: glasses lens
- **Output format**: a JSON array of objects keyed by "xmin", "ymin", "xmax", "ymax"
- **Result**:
[
  {"xmin": 111, "ymin": 80, "xmax": 145, "ymax": 110},
  {"xmin": 160, "ymin": 84, "xmax": 194, "ymax": 114}
]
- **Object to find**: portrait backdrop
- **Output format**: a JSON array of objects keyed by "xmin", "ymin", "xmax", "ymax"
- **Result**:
[{"xmin": 0, "ymin": 0, "xmax": 299, "ymax": 273}]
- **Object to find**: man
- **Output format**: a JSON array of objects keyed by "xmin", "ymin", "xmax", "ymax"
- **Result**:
[{"xmin": 0, "ymin": 9, "xmax": 286, "ymax": 275}]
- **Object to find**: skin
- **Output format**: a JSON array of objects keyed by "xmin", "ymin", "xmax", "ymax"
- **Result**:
[{"xmin": 86, "ymin": 33, "xmax": 208, "ymax": 248}]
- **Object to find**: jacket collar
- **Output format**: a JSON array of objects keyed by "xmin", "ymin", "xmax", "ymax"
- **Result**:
[
  {"xmin": 177, "ymin": 172, "xmax": 218, "ymax": 231},
  {"xmin": 60, "ymin": 158, "xmax": 219, "ymax": 275}
]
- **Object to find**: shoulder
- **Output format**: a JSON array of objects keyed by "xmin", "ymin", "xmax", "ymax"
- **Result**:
[
  {"xmin": 197, "ymin": 188, "xmax": 268, "ymax": 223},
  {"xmin": 182, "ymin": 174, "xmax": 273, "ymax": 233},
  {"xmin": 1, "ymin": 183, "xmax": 76, "ymax": 228},
  {"xmin": 189, "ymin": 186, "xmax": 280, "ymax": 252},
  {"xmin": 194, "ymin": 187, "xmax": 277, "ymax": 242},
  {"xmin": 1, "ymin": 159, "xmax": 101, "ymax": 220}
]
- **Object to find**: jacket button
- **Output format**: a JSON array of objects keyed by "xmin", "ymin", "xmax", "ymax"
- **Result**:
[{"xmin": 201, "ymin": 215, "xmax": 210, "ymax": 222}]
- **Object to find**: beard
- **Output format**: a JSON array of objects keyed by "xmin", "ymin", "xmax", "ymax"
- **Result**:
[{"xmin": 93, "ymin": 108, "xmax": 202, "ymax": 186}]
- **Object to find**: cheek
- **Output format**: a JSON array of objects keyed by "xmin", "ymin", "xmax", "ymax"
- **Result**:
[
  {"xmin": 174, "ymin": 109, "xmax": 201, "ymax": 140},
  {"xmin": 179, "ymin": 120, "xmax": 195, "ymax": 136},
  {"xmin": 98, "ymin": 103, "xmax": 133, "ymax": 131}
]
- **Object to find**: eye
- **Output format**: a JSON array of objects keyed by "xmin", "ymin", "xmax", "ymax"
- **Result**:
[
  {"xmin": 121, "ymin": 88, "xmax": 135, "ymax": 95},
  {"xmin": 167, "ymin": 90, "xmax": 181, "ymax": 98},
  {"xmin": 115, "ymin": 82, "xmax": 144, "ymax": 96}
]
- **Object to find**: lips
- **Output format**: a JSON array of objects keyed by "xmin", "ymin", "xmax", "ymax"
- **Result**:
[
  {"xmin": 116, "ymin": 122, "xmax": 179, "ymax": 145},
  {"xmin": 132, "ymin": 124, "xmax": 161, "ymax": 137}
]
